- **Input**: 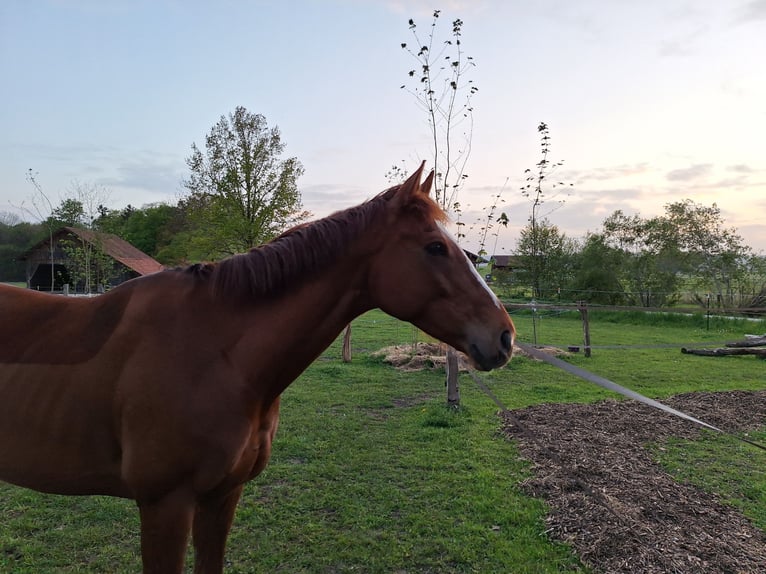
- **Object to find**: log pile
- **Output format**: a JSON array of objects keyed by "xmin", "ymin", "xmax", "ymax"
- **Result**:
[{"xmin": 682, "ymin": 335, "xmax": 766, "ymax": 357}]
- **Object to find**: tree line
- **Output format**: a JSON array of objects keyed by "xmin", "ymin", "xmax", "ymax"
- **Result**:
[
  {"xmin": 0, "ymin": 107, "xmax": 305, "ymax": 284},
  {"xmin": 506, "ymin": 199, "xmax": 766, "ymax": 310}
]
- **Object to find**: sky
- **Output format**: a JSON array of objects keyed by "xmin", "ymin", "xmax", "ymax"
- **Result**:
[{"xmin": 2, "ymin": 0, "xmax": 765, "ymax": 255}]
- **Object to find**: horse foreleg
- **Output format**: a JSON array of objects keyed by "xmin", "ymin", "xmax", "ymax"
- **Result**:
[
  {"xmin": 137, "ymin": 489, "xmax": 196, "ymax": 574},
  {"xmin": 191, "ymin": 485, "xmax": 244, "ymax": 574}
]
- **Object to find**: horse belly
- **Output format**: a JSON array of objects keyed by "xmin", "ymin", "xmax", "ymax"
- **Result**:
[{"xmin": 0, "ymin": 364, "xmax": 127, "ymax": 496}]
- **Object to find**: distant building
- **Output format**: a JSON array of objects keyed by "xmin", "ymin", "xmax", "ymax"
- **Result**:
[
  {"xmin": 19, "ymin": 226, "xmax": 163, "ymax": 292},
  {"xmin": 489, "ymin": 254, "xmax": 523, "ymax": 271}
]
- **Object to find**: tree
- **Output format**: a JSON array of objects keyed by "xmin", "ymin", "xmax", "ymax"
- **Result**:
[
  {"xmin": 400, "ymin": 10, "xmax": 478, "ymax": 406},
  {"xmin": 58, "ymin": 234, "xmax": 117, "ymax": 294},
  {"xmin": 662, "ymin": 200, "xmax": 750, "ymax": 306},
  {"xmin": 737, "ymin": 254, "xmax": 766, "ymax": 310},
  {"xmin": 183, "ymin": 107, "xmax": 307, "ymax": 259},
  {"xmin": 516, "ymin": 219, "xmax": 574, "ymax": 299},
  {"xmin": 570, "ymin": 233, "xmax": 626, "ymax": 305},
  {"xmin": 401, "ymin": 10, "xmax": 477, "ymax": 221},
  {"xmin": 600, "ymin": 210, "xmax": 681, "ymax": 306},
  {"xmin": 96, "ymin": 203, "xmax": 181, "ymax": 262},
  {"xmin": 23, "ymin": 170, "xmax": 57, "ymax": 291},
  {"xmin": 49, "ymin": 182, "xmax": 113, "ymax": 293},
  {"xmin": 0, "ymin": 218, "xmax": 42, "ymax": 282},
  {"xmin": 518, "ymin": 123, "xmax": 572, "ymax": 298},
  {"xmin": 598, "ymin": 201, "xmax": 752, "ymax": 307},
  {"xmin": 50, "ymin": 198, "xmax": 86, "ymax": 227}
]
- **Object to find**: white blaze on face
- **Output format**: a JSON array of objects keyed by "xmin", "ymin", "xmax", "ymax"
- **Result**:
[{"xmin": 436, "ymin": 222, "xmax": 505, "ymax": 311}]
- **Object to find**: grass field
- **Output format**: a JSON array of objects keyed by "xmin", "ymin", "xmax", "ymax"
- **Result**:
[{"xmin": 1, "ymin": 308, "xmax": 765, "ymax": 572}]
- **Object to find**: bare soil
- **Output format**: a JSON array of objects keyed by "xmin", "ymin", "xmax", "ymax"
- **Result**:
[{"xmin": 501, "ymin": 390, "xmax": 766, "ymax": 574}]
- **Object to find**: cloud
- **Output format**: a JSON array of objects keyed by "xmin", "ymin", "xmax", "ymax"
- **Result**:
[
  {"xmin": 576, "ymin": 187, "xmax": 647, "ymax": 203},
  {"xmin": 735, "ymin": 0, "xmax": 766, "ymax": 23},
  {"xmin": 727, "ymin": 164, "xmax": 755, "ymax": 173},
  {"xmin": 300, "ymin": 183, "xmax": 372, "ymax": 218},
  {"xmin": 665, "ymin": 163, "xmax": 712, "ymax": 181},
  {"xmin": 98, "ymin": 157, "xmax": 185, "ymax": 195},
  {"xmin": 384, "ymin": 0, "xmax": 486, "ymax": 16},
  {"xmin": 575, "ymin": 163, "xmax": 651, "ymax": 183}
]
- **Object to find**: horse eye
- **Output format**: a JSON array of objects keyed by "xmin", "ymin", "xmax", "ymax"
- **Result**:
[{"xmin": 425, "ymin": 241, "xmax": 448, "ymax": 257}]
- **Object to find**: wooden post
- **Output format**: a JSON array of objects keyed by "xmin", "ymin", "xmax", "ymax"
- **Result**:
[
  {"xmin": 446, "ymin": 346, "xmax": 460, "ymax": 406},
  {"xmin": 342, "ymin": 324, "xmax": 352, "ymax": 363},
  {"xmin": 579, "ymin": 301, "xmax": 592, "ymax": 358}
]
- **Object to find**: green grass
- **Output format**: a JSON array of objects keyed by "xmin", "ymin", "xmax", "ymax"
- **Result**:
[
  {"xmin": 2, "ymin": 308, "xmax": 765, "ymax": 572},
  {"xmin": 652, "ymin": 430, "xmax": 766, "ymax": 530}
]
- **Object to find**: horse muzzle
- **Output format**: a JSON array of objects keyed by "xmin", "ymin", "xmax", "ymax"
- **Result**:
[{"xmin": 468, "ymin": 329, "xmax": 513, "ymax": 371}]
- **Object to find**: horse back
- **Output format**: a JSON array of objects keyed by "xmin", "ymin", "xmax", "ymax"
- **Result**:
[{"xmin": 0, "ymin": 284, "xmax": 131, "ymax": 365}]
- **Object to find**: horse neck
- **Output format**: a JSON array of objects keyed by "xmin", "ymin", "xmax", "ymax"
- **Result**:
[{"xmin": 227, "ymin": 247, "xmax": 375, "ymax": 402}]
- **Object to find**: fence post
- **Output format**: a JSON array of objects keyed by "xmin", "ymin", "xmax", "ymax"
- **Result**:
[
  {"xmin": 579, "ymin": 301, "xmax": 592, "ymax": 358},
  {"xmin": 446, "ymin": 347, "xmax": 460, "ymax": 406},
  {"xmin": 342, "ymin": 324, "xmax": 352, "ymax": 363}
]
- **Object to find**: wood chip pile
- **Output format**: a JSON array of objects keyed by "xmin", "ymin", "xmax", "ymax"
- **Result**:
[{"xmin": 501, "ymin": 391, "xmax": 766, "ymax": 573}]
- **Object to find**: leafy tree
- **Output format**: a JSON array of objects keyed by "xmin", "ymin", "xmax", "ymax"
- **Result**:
[
  {"xmin": 662, "ymin": 200, "xmax": 750, "ymax": 306},
  {"xmin": 0, "ymin": 218, "xmax": 44, "ymax": 282},
  {"xmin": 516, "ymin": 219, "xmax": 574, "ymax": 299},
  {"xmin": 122, "ymin": 203, "xmax": 180, "ymax": 259},
  {"xmin": 570, "ymin": 233, "xmax": 626, "ymax": 305},
  {"xmin": 50, "ymin": 198, "xmax": 86, "ymax": 227},
  {"xmin": 737, "ymin": 254, "xmax": 766, "ymax": 310},
  {"xmin": 59, "ymin": 234, "xmax": 117, "ymax": 293},
  {"xmin": 599, "ymin": 201, "xmax": 752, "ymax": 307},
  {"xmin": 600, "ymin": 210, "xmax": 681, "ymax": 306},
  {"xmin": 96, "ymin": 203, "xmax": 181, "ymax": 261},
  {"xmin": 182, "ymin": 106, "xmax": 307, "ymax": 259},
  {"xmin": 94, "ymin": 204, "xmax": 134, "ymax": 236},
  {"xmin": 47, "ymin": 181, "xmax": 111, "ymax": 230}
]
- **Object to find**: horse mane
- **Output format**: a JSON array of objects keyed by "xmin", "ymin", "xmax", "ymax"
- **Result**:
[{"xmin": 185, "ymin": 182, "xmax": 447, "ymax": 302}]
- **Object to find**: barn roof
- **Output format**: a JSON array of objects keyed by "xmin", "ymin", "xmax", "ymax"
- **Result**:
[{"xmin": 22, "ymin": 227, "xmax": 164, "ymax": 276}]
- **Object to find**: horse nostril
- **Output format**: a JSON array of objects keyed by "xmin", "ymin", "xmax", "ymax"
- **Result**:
[{"xmin": 500, "ymin": 330, "xmax": 512, "ymax": 352}]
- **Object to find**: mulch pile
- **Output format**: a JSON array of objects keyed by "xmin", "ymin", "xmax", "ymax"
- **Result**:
[{"xmin": 501, "ymin": 390, "xmax": 766, "ymax": 573}]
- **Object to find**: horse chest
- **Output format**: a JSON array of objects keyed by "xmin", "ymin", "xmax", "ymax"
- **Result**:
[{"xmin": 217, "ymin": 406, "xmax": 280, "ymax": 488}]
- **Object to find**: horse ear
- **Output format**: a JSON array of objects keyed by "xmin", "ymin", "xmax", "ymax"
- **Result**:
[
  {"xmin": 390, "ymin": 161, "xmax": 426, "ymax": 206},
  {"xmin": 420, "ymin": 169, "xmax": 435, "ymax": 196}
]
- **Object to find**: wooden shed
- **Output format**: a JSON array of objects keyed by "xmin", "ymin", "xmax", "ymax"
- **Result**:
[
  {"xmin": 490, "ymin": 254, "xmax": 523, "ymax": 271},
  {"xmin": 20, "ymin": 226, "xmax": 164, "ymax": 292}
]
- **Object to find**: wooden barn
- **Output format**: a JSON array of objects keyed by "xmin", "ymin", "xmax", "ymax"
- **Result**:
[
  {"xmin": 20, "ymin": 226, "xmax": 163, "ymax": 292},
  {"xmin": 490, "ymin": 254, "xmax": 523, "ymax": 272}
]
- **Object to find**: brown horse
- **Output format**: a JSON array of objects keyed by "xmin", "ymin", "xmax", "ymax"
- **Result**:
[{"xmin": 0, "ymin": 162, "xmax": 515, "ymax": 573}]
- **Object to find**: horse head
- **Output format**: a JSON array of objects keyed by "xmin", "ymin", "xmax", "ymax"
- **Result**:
[{"xmin": 367, "ymin": 162, "xmax": 515, "ymax": 371}]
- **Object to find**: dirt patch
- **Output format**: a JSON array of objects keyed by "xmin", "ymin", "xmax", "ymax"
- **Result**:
[
  {"xmin": 501, "ymin": 390, "xmax": 766, "ymax": 573},
  {"xmin": 374, "ymin": 342, "xmax": 568, "ymax": 372}
]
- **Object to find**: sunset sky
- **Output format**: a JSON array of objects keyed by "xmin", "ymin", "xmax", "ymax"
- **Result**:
[{"xmin": 2, "ymin": 0, "xmax": 765, "ymax": 254}]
